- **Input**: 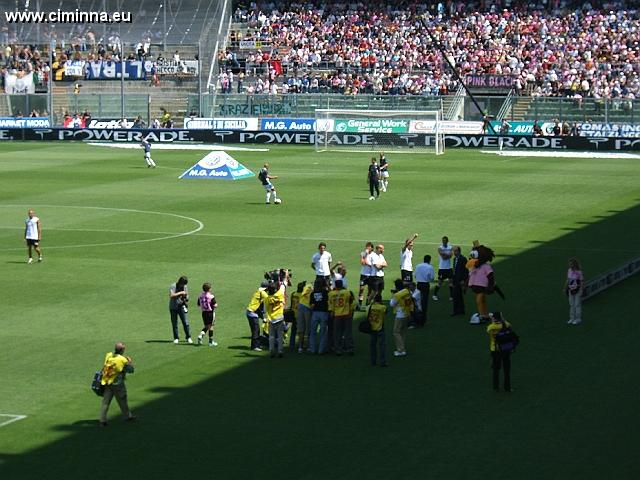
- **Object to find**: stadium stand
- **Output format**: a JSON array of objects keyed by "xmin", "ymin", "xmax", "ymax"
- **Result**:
[{"xmin": 223, "ymin": 0, "xmax": 639, "ymax": 102}]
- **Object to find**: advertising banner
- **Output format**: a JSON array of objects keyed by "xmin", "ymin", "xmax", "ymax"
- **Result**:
[
  {"xmin": 409, "ymin": 120, "xmax": 483, "ymax": 135},
  {"xmin": 0, "ymin": 117, "xmax": 50, "ymax": 128},
  {"xmin": 261, "ymin": 118, "xmax": 316, "ymax": 131},
  {"xmin": 3, "ymin": 129, "xmax": 640, "ymax": 151},
  {"xmin": 179, "ymin": 151, "xmax": 254, "ymax": 180},
  {"xmin": 583, "ymin": 256, "xmax": 640, "ymax": 300},
  {"xmin": 488, "ymin": 121, "xmax": 558, "ymax": 135},
  {"xmin": 333, "ymin": 119, "xmax": 409, "ymax": 133},
  {"xmin": 578, "ymin": 123, "xmax": 640, "ymax": 138},
  {"xmin": 156, "ymin": 59, "xmax": 199, "ymax": 76},
  {"xmin": 85, "ymin": 60, "xmax": 147, "ymax": 80},
  {"xmin": 239, "ymin": 40, "xmax": 264, "ymax": 49},
  {"xmin": 465, "ymin": 75, "xmax": 517, "ymax": 89},
  {"xmin": 183, "ymin": 118, "xmax": 259, "ymax": 130}
]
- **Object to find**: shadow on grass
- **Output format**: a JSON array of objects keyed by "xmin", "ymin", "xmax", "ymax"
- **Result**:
[{"xmin": 1, "ymin": 204, "xmax": 639, "ymax": 480}]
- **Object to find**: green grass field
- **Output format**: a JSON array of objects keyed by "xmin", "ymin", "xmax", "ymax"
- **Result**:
[{"xmin": 0, "ymin": 142, "xmax": 639, "ymax": 479}]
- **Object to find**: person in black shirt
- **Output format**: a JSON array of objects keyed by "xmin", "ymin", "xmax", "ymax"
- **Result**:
[
  {"xmin": 308, "ymin": 279, "xmax": 329, "ymax": 354},
  {"xmin": 367, "ymin": 157, "xmax": 380, "ymax": 200}
]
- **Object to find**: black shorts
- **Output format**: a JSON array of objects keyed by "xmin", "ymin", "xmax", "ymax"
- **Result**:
[
  {"xmin": 201, "ymin": 310, "xmax": 215, "ymax": 326},
  {"xmin": 438, "ymin": 269, "xmax": 453, "ymax": 281},
  {"xmin": 369, "ymin": 277, "xmax": 385, "ymax": 293},
  {"xmin": 401, "ymin": 270, "xmax": 413, "ymax": 283},
  {"xmin": 26, "ymin": 238, "xmax": 39, "ymax": 246},
  {"xmin": 360, "ymin": 274, "xmax": 371, "ymax": 287}
]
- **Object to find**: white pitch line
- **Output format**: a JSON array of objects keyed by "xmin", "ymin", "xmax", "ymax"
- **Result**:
[
  {"xmin": 0, "ymin": 414, "xmax": 27, "ymax": 428},
  {"xmin": 0, "ymin": 205, "xmax": 204, "ymax": 250}
]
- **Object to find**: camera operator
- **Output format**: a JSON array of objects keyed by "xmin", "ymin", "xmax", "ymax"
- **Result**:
[
  {"xmin": 265, "ymin": 281, "xmax": 286, "ymax": 358},
  {"xmin": 246, "ymin": 281, "xmax": 268, "ymax": 351},
  {"xmin": 169, "ymin": 275, "xmax": 192, "ymax": 344}
]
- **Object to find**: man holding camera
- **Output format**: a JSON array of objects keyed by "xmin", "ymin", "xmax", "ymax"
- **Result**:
[{"xmin": 265, "ymin": 281, "xmax": 286, "ymax": 358}]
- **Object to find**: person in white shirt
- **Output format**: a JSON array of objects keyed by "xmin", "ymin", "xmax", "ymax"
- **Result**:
[
  {"xmin": 357, "ymin": 241, "xmax": 374, "ymax": 310},
  {"xmin": 24, "ymin": 209, "xmax": 42, "ymax": 264},
  {"xmin": 311, "ymin": 242, "xmax": 332, "ymax": 285},
  {"xmin": 400, "ymin": 233, "xmax": 418, "ymax": 282},
  {"xmin": 433, "ymin": 236, "xmax": 453, "ymax": 301},
  {"xmin": 367, "ymin": 244, "xmax": 387, "ymax": 303},
  {"xmin": 414, "ymin": 255, "xmax": 435, "ymax": 326}
]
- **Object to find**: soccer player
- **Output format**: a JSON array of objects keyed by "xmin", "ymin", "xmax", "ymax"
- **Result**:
[
  {"xmin": 357, "ymin": 242, "xmax": 374, "ymax": 310},
  {"xmin": 259, "ymin": 163, "xmax": 280, "ymax": 204},
  {"xmin": 311, "ymin": 242, "xmax": 333, "ymax": 284},
  {"xmin": 367, "ymin": 157, "xmax": 380, "ymax": 200},
  {"xmin": 433, "ymin": 236, "xmax": 453, "ymax": 301},
  {"xmin": 400, "ymin": 233, "xmax": 418, "ymax": 282},
  {"xmin": 25, "ymin": 209, "xmax": 42, "ymax": 264},
  {"xmin": 367, "ymin": 244, "xmax": 387, "ymax": 304},
  {"xmin": 378, "ymin": 152, "xmax": 389, "ymax": 192},
  {"xmin": 141, "ymin": 139, "xmax": 156, "ymax": 168}
]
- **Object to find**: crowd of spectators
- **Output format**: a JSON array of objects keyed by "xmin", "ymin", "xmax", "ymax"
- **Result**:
[
  {"xmin": 225, "ymin": 0, "xmax": 639, "ymax": 99},
  {"xmin": 0, "ymin": 44, "xmax": 50, "ymax": 91}
]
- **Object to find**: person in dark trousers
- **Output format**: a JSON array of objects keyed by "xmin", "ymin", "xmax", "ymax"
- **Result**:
[
  {"xmin": 413, "ymin": 255, "xmax": 435, "ymax": 326},
  {"xmin": 367, "ymin": 294, "xmax": 387, "ymax": 367},
  {"xmin": 451, "ymin": 246, "xmax": 468, "ymax": 316},
  {"xmin": 486, "ymin": 312, "xmax": 513, "ymax": 392},
  {"xmin": 99, "ymin": 342, "xmax": 136, "ymax": 426},
  {"xmin": 367, "ymin": 157, "xmax": 380, "ymax": 200}
]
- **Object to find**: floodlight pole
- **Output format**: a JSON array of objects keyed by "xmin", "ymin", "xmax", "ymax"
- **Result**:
[
  {"xmin": 421, "ymin": 15, "xmax": 497, "ymax": 134},
  {"xmin": 120, "ymin": 42, "xmax": 125, "ymax": 119}
]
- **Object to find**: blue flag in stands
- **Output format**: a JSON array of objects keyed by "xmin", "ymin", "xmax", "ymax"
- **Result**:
[{"xmin": 179, "ymin": 151, "xmax": 254, "ymax": 180}]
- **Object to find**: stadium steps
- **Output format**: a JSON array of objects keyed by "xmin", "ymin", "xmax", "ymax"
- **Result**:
[
  {"xmin": 51, "ymin": 86, "xmax": 71, "ymax": 117},
  {"xmin": 0, "ymin": 95, "xmax": 11, "ymax": 117},
  {"xmin": 510, "ymin": 96, "xmax": 532, "ymax": 121}
]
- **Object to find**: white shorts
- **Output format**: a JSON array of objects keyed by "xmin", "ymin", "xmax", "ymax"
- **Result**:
[
  {"xmin": 263, "ymin": 182, "xmax": 275, "ymax": 191},
  {"xmin": 381, "ymin": 171, "xmax": 389, "ymax": 178}
]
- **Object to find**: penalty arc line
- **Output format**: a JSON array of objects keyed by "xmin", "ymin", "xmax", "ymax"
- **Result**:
[{"xmin": 0, "ymin": 414, "xmax": 27, "ymax": 428}]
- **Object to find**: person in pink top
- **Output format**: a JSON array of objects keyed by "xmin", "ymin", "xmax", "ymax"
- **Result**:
[
  {"xmin": 564, "ymin": 258, "xmax": 584, "ymax": 325},
  {"xmin": 467, "ymin": 245, "xmax": 496, "ymax": 323},
  {"xmin": 196, "ymin": 282, "xmax": 218, "ymax": 346}
]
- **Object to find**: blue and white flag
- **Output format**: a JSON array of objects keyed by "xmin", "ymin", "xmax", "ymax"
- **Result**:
[{"xmin": 179, "ymin": 151, "xmax": 254, "ymax": 180}]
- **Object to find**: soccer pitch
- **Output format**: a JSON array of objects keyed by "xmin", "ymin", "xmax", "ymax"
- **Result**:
[{"xmin": 0, "ymin": 142, "xmax": 639, "ymax": 479}]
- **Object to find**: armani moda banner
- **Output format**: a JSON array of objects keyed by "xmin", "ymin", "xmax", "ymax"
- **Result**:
[{"xmin": 2, "ymin": 129, "xmax": 640, "ymax": 151}]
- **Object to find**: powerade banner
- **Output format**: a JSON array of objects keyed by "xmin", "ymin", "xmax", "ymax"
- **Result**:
[
  {"xmin": 333, "ymin": 119, "xmax": 409, "ymax": 133},
  {"xmin": 0, "ymin": 117, "xmax": 50, "ymax": 128},
  {"xmin": 179, "ymin": 151, "xmax": 254, "ymax": 180},
  {"xmin": 261, "ymin": 118, "xmax": 315, "ymax": 131},
  {"xmin": 85, "ymin": 60, "xmax": 147, "ymax": 80},
  {"xmin": 3, "ymin": 129, "xmax": 640, "ymax": 151},
  {"xmin": 578, "ymin": 123, "xmax": 640, "ymax": 138}
]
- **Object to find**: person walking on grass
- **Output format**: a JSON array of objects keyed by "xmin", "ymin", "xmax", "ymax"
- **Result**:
[
  {"xmin": 196, "ymin": 282, "xmax": 218, "ymax": 346},
  {"xmin": 564, "ymin": 258, "xmax": 584, "ymax": 325},
  {"xmin": 99, "ymin": 342, "xmax": 136, "ymax": 426},
  {"xmin": 25, "ymin": 209, "xmax": 43, "ymax": 264}
]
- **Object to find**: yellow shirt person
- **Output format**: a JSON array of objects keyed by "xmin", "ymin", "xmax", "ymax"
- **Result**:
[
  {"xmin": 328, "ymin": 288, "xmax": 354, "ymax": 319},
  {"xmin": 368, "ymin": 303, "xmax": 387, "ymax": 332}
]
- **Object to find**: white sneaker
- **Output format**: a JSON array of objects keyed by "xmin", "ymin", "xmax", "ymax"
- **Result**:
[
  {"xmin": 449, "ymin": 297, "xmax": 453, "ymax": 301},
  {"xmin": 252, "ymin": 347, "xmax": 262, "ymax": 351},
  {"xmin": 432, "ymin": 295, "xmax": 438, "ymax": 301},
  {"xmin": 209, "ymin": 341, "xmax": 218, "ymax": 347},
  {"xmin": 197, "ymin": 336, "xmax": 203, "ymax": 345},
  {"xmin": 28, "ymin": 258, "xmax": 33, "ymax": 264},
  {"xmin": 393, "ymin": 351, "xmax": 402, "ymax": 357},
  {"xmin": 38, "ymin": 256, "xmax": 43, "ymax": 262},
  {"xmin": 369, "ymin": 196, "xmax": 375, "ymax": 200},
  {"xmin": 187, "ymin": 338, "xmax": 193, "ymax": 344},
  {"xmin": 297, "ymin": 347, "xmax": 303, "ymax": 354},
  {"xmin": 173, "ymin": 339, "xmax": 179, "ymax": 344},
  {"xmin": 573, "ymin": 319, "xmax": 582, "ymax": 325},
  {"xmin": 567, "ymin": 319, "xmax": 573, "ymax": 324}
]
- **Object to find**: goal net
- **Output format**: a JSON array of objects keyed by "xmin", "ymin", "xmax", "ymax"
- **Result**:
[{"xmin": 314, "ymin": 109, "xmax": 445, "ymax": 154}]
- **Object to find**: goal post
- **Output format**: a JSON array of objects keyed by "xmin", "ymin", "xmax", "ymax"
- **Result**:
[{"xmin": 314, "ymin": 109, "xmax": 445, "ymax": 154}]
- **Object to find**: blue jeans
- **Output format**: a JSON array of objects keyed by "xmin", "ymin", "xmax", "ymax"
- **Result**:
[
  {"xmin": 170, "ymin": 308, "xmax": 191, "ymax": 340},
  {"xmin": 370, "ymin": 330, "xmax": 386, "ymax": 366},
  {"xmin": 309, "ymin": 311, "xmax": 329, "ymax": 353}
]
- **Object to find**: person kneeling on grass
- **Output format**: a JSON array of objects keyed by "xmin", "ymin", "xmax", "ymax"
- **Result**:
[{"xmin": 197, "ymin": 282, "xmax": 218, "ymax": 347}]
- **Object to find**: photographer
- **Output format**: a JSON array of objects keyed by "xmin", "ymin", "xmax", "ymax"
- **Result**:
[
  {"xmin": 169, "ymin": 275, "xmax": 192, "ymax": 344},
  {"xmin": 246, "ymin": 281, "xmax": 268, "ymax": 351},
  {"xmin": 265, "ymin": 281, "xmax": 286, "ymax": 358}
]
